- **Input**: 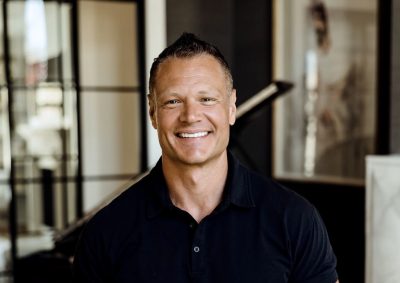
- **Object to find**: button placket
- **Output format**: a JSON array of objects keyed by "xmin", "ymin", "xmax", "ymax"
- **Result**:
[{"xmin": 191, "ymin": 222, "xmax": 204, "ymax": 274}]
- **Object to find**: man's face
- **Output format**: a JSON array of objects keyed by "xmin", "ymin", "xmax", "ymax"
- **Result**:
[{"xmin": 149, "ymin": 54, "xmax": 236, "ymax": 167}]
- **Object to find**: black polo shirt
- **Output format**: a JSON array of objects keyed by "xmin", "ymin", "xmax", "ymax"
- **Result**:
[{"xmin": 73, "ymin": 153, "xmax": 338, "ymax": 283}]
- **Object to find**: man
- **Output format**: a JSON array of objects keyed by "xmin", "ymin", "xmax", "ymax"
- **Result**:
[{"xmin": 74, "ymin": 33, "xmax": 339, "ymax": 283}]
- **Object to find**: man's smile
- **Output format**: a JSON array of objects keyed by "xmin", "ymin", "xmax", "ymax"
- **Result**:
[{"xmin": 176, "ymin": 131, "xmax": 210, "ymax": 138}]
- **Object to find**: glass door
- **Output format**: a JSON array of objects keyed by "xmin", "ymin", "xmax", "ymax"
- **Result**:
[
  {"xmin": 0, "ymin": 1, "xmax": 145, "ymax": 281},
  {"xmin": 1, "ymin": 1, "xmax": 80, "ymax": 280}
]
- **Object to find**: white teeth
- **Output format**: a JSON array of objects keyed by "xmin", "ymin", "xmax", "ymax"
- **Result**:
[{"xmin": 178, "ymin": 132, "xmax": 208, "ymax": 138}]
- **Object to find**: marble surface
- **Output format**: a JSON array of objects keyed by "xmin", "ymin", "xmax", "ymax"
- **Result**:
[{"xmin": 366, "ymin": 155, "xmax": 400, "ymax": 283}]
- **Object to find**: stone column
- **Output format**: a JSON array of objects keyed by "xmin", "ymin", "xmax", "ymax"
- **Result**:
[{"xmin": 366, "ymin": 155, "xmax": 400, "ymax": 283}]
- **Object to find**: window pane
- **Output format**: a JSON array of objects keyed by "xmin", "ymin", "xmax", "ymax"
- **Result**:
[
  {"xmin": 81, "ymin": 91, "xmax": 141, "ymax": 177},
  {"xmin": 7, "ymin": 1, "xmax": 73, "ymax": 85},
  {"xmin": 12, "ymin": 84, "xmax": 78, "ymax": 177}
]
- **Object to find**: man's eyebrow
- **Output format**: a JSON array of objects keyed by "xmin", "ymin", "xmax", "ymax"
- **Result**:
[
  {"xmin": 197, "ymin": 90, "xmax": 211, "ymax": 94},
  {"xmin": 197, "ymin": 88, "xmax": 223, "ymax": 95},
  {"xmin": 157, "ymin": 91, "xmax": 180, "ymax": 98}
]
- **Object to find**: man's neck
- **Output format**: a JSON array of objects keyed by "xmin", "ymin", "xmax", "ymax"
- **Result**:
[{"xmin": 162, "ymin": 153, "xmax": 229, "ymax": 223}]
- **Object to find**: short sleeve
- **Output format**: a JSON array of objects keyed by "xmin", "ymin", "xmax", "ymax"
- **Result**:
[
  {"xmin": 73, "ymin": 219, "xmax": 110, "ymax": 283},
  {"xmin": 289, "ymin": 205, "xmax": 338, "ymax": 283}
]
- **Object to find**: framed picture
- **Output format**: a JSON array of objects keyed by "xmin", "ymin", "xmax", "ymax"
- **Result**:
[{"xmin": 272, "ymin": 0, "xmax": 378, "ymax": 184}]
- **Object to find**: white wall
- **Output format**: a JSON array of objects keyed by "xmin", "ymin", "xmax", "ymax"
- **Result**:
[
  {"xmin": 79, "ymin": 0, "xmax": 167, "ymax": 212},
  {"xmin": 145, "ymin": 0, "xmax": 166, "ymax": 167},
  {"xmin": 79, "ymin": 1, "xmax": 141, "ymax": 212}
]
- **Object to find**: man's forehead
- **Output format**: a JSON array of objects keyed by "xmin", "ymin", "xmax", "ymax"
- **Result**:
[
  {"xmin": 158, "ymin": 54, "xmax": 223, "ymax": 71},
  {"xmin": 151, "ymin": 54, "xmax": 232, "ymax": 97},
  {"xmin": 155, "ymin": 56, "xmax": 223, "ymax": 80}
]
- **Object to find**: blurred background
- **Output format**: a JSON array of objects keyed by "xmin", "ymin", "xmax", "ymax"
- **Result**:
[{"xmin": 0, "ymin": 0, "xmax": 398, "ymax": 282}]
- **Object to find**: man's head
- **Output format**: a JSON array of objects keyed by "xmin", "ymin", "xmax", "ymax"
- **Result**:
[
  {"xmin": 149, "ymin": 33, "xmax": 233, "ymax": 96},
  {"xmin": 148, "ymin": 33, "xmax": 236, "ymax": 167}
]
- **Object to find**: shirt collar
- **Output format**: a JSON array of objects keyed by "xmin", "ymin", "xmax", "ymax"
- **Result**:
[
  {"xmin": 146, "ymin": 160, "xmax": 174, "ymax": 219},
  {"xmin": 225, "ymin": 151, "xmax": 256, "ymax": 209},
  {"xmin": 146, "ymin": 151, "xmax": 255, "ymax": 219}
]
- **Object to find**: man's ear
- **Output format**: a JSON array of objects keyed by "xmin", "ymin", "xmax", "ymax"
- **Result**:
[
  {"xmin": 148, "ymin": 94, "xmax": 158, "ymax": 129},
  {"xmin": 229, "ymin": 89, "xmax": 237, "ymax": 126}
]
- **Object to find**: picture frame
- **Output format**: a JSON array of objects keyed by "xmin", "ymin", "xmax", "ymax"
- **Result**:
[{"xmin": 272, "ymin": 0, "xmax": 378, "ymax": 184}]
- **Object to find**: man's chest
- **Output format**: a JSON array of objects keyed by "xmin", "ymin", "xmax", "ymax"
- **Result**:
[{"xmin": 110, "ymin": 212, "xmax": 292, "ymax": 283}]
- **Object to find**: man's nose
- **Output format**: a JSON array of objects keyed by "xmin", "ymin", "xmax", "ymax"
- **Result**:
[{"xmin": 180, "ymin": 100, "xmax": 201, "ymax": 123}]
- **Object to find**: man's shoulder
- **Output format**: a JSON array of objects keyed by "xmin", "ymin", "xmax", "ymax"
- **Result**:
[
  {"xmin": 111, "ymin": 172, "xmax": 154, "ymax": 207},
  {"xmin": 242, "ymin": 165, "xmax": 314, "ymax": 215},
  {"xmin": 84, "ymin": 172, "xmax": 154, "ymax": 232},
  {"xmin": 243, "ymin": 166, "xmax": 322, "ymax": 242}
]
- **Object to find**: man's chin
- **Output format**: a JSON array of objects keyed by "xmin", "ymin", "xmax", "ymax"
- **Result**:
[
  {"xmin": 176, "ymin": 154, "xmax": 208, "ymax": 166},
  {"xmin": 172, "ymin": 150, "xmax": 226, "ymax": 167}
]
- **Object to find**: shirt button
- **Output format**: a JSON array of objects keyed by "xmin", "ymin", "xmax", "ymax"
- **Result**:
[
  {"xmin": 193, "ymin": 246, "xmax": 200, "ymax": 253},
  {"xmin": 189, "ymin": 223, "xmax": 195, "ymax": 228}
]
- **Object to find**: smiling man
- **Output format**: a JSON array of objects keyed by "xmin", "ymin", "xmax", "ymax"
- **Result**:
[
  {"xmin": 73, "ymin": 33, "xmax": 339, "ymax": 283},
  {"xmin": 148, "ymin": 51, "xmax": 236, "ymax": 223}
]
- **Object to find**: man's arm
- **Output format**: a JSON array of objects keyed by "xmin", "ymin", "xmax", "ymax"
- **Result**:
[
  {"xmin": 73, "ymin": 222, "xmax": 110, "ymax": 282},
  {"xmin": 288, "ymin": 203, "xmax": 339, "ymax": 283}
]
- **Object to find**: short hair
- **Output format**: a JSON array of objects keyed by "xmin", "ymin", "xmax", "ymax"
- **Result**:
[{"xmin": 149, "ymin": 32, "xmax": 233, "ymax": 95}]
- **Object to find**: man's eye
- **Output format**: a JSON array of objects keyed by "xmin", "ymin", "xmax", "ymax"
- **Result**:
[
  {"xmin": 165, "ymin": 99, "xmax": 180, "ymax": 105},
  {"xmin": 201, "ymin": 97, "xmax": 217, "ymax": 104}
]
